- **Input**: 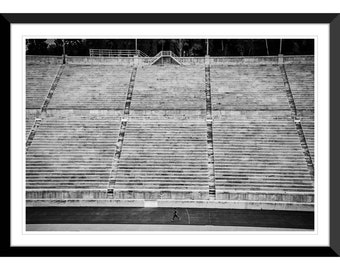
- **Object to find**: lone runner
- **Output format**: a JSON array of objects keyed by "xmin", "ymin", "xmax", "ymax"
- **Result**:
[{"xmin": 171, "ymin": 209, "xmax": 180, "ymax": 222}]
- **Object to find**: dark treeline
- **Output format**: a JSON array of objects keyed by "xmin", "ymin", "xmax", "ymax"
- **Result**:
[{"xmin": 26, "ymin": 39, "xmax": 314, "ymax": 56}]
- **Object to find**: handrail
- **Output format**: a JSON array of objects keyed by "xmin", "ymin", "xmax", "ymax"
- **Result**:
[
  {"xmin": 149, "ymin": 51, "xmax": 182, "ymax": 65},
  {"xmin": 149, "ymin": 51, "xmax": 162, "ymax": 63},
  {"xmin": 89, "ymin": 49, "xmax": 149, "ymax": 57},
  {"xmin": 138, "ymin": 51, "xmax": 149, "ymax": 57}
]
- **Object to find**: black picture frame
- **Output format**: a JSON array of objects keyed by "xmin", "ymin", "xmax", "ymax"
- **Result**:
[{"xmin": 3, "ymin": 13, "xmax": 340, "ymax": 257}]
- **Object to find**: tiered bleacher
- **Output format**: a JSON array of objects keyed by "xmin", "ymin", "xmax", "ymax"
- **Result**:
[
  {"xmin": 213, "ymin": 111, "xmax": 314, "ymax": 202},
  {"xmin": 210, "ymin": 61, "xmax": 314, "ymax": 205},
  {"xmin": 26, "ymin": 109, "xmax": 39, "ymax": 139},
  {"xmin": 130, "ymin": 65, "xmax": 206, "ymax": 110},
  {"xmin": 25, "ymin": 55, "xmax": 314, "ymax": 211},
  {"xmin": 26, "ymin": 110, "xmax": 121, "ymax": 198},
  {"xmin": 26, "ymin": 63, "xmax": 60, "ymax": 108},
  {"xmin": 210, "ymin": 65, "xmax": 289, "ymax": 110},
  {"xmin": 113, "ymin": 65, "xmax": 209, "ymax": 200},
  {"xmin": 48, "ymin": 65, "xmax": 132, "ymax": 110},
  {"xmin": 285, "ymin": 64, "xmax": 314, "ymax": 111},
  {"xmin": 299, "ymin": 110, "xmax": 315, "ymax": 164},
  {"xmin": 114, "ymin": 114, "xmax": 209, "ymax": 200}
]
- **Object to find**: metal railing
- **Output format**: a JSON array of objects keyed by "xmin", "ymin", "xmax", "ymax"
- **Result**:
[
  {"xmin": 89, "ymin": 49, "xmax": 149, "ymax": 57},
  {"xmin": 149, "ymin": 51, "xmax": 162, "ymax": 63},
  {"xmin": 150, "ymin": 51, "xmax": 182, "ymax": 65}
]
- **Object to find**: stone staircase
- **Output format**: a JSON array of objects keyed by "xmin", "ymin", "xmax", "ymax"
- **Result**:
[
  {"xmin": 299, "ymin": 111, "xmax": 315, "ymax": 164},
  {"xmin": 113, "ymin": 116, "xmax": 209, "ymax": 200},
  {"xmin": 285, "ymin": 64, "xmax": 314, "ymax": 111},
  {"xmin": 25, "ymin": 56, "xmax": 315, "ymax": 210},
  {"xmin": 213, "ymin": 111, "xmax": 314, "ymax": 202},
  {"xmin": 130, "ymin": 65, "xmax": 206, "ymax": 111},
  {"xmin": 26, "ymin": 63, "xmax": 61, "ymax": 109},
  {"xmin": 48, "ymin": 65, "xmax": 132, "ymax": 110},
  {"xmin": 26, "ymin": 110, "xmax": 121, "ymax": 199},
  {"xmin": 26, "ymin": 109, "xmax": 40, "ymax": 139},
  {"xmin": 211, "ymin": 65, "xmax": 290, "ymax": 111}
]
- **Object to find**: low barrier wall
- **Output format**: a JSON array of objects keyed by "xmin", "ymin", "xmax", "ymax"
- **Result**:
[
  {"xmin": 26, "ymin": 55, "xmax": 62, "ymax": 65},
  {"xmin": 26, "ymin": 55, "xmax": 314, "ymax": 66},
  {"xmin": 66, "ymin": 56, "xmax": 134, "ymax": 65}
]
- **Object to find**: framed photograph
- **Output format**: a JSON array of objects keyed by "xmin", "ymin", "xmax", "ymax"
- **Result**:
[{"xmin": 4, "ymin": 13, "xmax": 340, "ymax": 256}]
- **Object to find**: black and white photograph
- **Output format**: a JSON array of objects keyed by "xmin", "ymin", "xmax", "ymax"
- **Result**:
[
  {"xmin": 24, "ymin": 38, "xmax": 315, "ymax": 232},
  {"xmin": 3, "ymin": 1, "xmax": 340, "ymax": 268}
]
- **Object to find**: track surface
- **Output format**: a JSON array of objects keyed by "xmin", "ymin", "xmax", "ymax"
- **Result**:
[{"xmin": 26, "ymin": 207, "xmax": 314, "ymax": 230}]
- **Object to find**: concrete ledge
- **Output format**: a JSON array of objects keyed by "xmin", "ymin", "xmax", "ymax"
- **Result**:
[
  {"xmin": 129, "ymin": 109, "xmax": 206, "ymax": 119},
  {"xmin": 26, "ymin": 189, "xmax": 108, "ymax": 199},
  {"xmin": 113, "ymin": 190, "xmax": 209, "ymax": 200},
  {"xmin": 210, "ymin": 56, "xmax": 279, "ymax": 65},
  {"xmin": 216, "ymin": 191, "xmax": 314, "ymax": 203},
  {"xmin": 283, "ymin": 55, "xmax": 314, "ymax": 65},
  {"xmin": 44, "ymin": 109, "xmax": 123, "ymax": 117},
  {"xmin": 66, "ymin": 56, "xmax": 134, "ymax": 66},
  {"xmin": 26, "ymin": 198, "xmax": 314, "ymax": 211},
  {"xmin": 26, "ymin": 55, "xmax": 314, "ymax": 66},
  {"xmin": 26, "ymin": 199, "xmax": 145, "ymax": 207},
  {"xmin": 26, "ymin": 55, "xmax": 62, "ymax": 65}
]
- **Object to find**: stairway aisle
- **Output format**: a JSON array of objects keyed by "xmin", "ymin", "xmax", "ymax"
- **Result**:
[
  {"xmin": 205, "ymin": 64, "xmax": 216, "ymax": 199},
  {"xmin": 108, "ymin": 66, "xmax": 138, "ymax": 193}
]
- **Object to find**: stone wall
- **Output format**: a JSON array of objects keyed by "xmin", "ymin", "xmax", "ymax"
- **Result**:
[
  {"xmin": 66, "ymin": 56, "xmax": 134, "ymax": 66},
  {"xmin": 26, "ymin": 54, "xmax": 314, "ymax": 66},
  {"xmin": 26, "ymin": 55, "xmax": 62, "ymax": 65}
]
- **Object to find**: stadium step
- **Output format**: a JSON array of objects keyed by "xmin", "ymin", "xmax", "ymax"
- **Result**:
[
  {"xmin": 205, "ymin": 64, "xmax": 216, "ymax": 200},
  {"xmin": 41, "ymin": 64, "xmax": 65, "ymax": 112},
  {"xmin": 48, "ymin": 65, "xmax": 131, "ymax": 110},
  {"xmin": 108, "ymin": 66, "xmax": 138, "ymax": 195},
  {"xmin": 279, "ymin": 63, "xmax": 314, "ymax": 180},
  {"xmin": 26, "ymin": 64, "xmax": 65, "ymax": 152},
  {"xmin": 25, "ymin": 57, "xmax": 314, "ymax": 209}
]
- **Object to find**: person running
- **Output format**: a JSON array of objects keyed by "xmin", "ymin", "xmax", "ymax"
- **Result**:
[{"xmin": 171, "ymin": 209, "xmax": 180, "ymax": 222}]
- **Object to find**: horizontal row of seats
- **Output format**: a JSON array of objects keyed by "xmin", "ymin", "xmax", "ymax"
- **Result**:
[
  {"xmin": 48, "ymin": 65, "xmax": 132, "ymax": 110},
  {"xmin": 130, "ymin": 65, "xmax": 206, "ymax": 110},
  {"xmin": 210, "ymin": 65, "xmax": 290, "ymax": 111},
  {"xmin": 26, "ymin": 109, "xmax": 40, "ymax": 139},
  {"xmin": 26, "ymin": 63, "xmax": 313, "ymax": 113},
  {"xmin": 213, "ymin": 111, "xmax": 313, "ymax": 200},
  {"xmin": 285, "ymin": 64, "xmax": 314, "ymax": 111},
  {"xmin": 26, "ymin": 111, "xmax": 121, "ymax": 189},
  {"xmin": 25, "ymin": 61, "xmax": 314, "ymax": 205},
  {"xmin": 114, "ymin": 117, "xmax": 209, "ymax": 200},
  {"xmin": 26, "ymin": 63, "xmax": 60, "ymax": 109}
]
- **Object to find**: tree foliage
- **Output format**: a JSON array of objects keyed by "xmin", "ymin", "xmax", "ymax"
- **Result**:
[
  {"xmin": 26, "ymin": 39, "xmax": 48, "ymax": 55},
  {"xmin": 26, "ymin": 39, "xmax": 314, "ymax": 56}
]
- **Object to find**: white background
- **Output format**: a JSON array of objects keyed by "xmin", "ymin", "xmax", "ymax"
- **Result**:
[{"xmin": 5, "ymin": 0, "xmax": 340, "ymax": 268}]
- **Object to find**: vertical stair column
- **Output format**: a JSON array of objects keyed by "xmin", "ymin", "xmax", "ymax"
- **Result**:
[
  {"xmin": 107, "ymin": 65, "xmax": 138, "ymax": 196},
  {"xmin": 41, "ymin": 64, "xmax": 65, "ymax": 112},
  {"xmin": 294, "ymin": 118, "xmax": 315, "ymax": 180},
  {"xmin": 26, "ymin": 118, "xmax": 41, "ymax": 153},
  {"xmin": 278, "ymin": 62, "xmax": 297, "ymax": 117},
  {"xmin": 205, "ymin": 59, "xmax": 216, "ymax": 199},
  {"xmin": 278, "ymin": 56, "xmax": 314, "ymax": 181},
  {"xmin": 26, "ymin": 63, "xmax": 65, "ymax": 152}
]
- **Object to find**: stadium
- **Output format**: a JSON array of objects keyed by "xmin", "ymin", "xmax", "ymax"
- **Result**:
[{"xmin": 25, "ymin": 39, "xmax": 314, "ymax": 230}]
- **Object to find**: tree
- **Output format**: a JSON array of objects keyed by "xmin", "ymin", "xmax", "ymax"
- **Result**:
[
  {"xmin": 26, "ymin": 39, "xmax": 48, "ymax": 55},
  {"xmin": 158, "ymin": 39, "xmax": 166, "ymax": 51},
  {"xmin": 170, "ymin": 39, "xmax": 188, "ymax": 57}
]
